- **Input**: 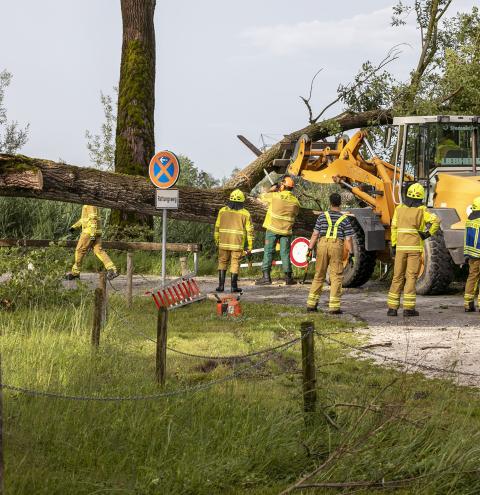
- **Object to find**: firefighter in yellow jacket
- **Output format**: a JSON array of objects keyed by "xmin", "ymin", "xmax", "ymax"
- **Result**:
[
  {"xmin": 255, "ymin": 176, "xmax": 300, "ymax": 286},
  {"xmin": 214, "ymin": 189, "xmax": 254, "ymax": 293},
  {"xmin": 306, "ymin": 193, "xmax": 354, "ymax": 314},
  {"xmin": 66, "ymin": 205, "xmax": 118, "ymax": 280},
  {"xmin": 387, "ymin": 183, "xmax": 439, "ymax": 317},
  {"xmin": 463, "ymin": 196, "xmax": 480, "ymax": 312}
]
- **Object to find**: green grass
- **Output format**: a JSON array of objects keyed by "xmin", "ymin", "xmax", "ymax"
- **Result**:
[{"xmin": 2, "ymin": 297, "xmax": 480, "ymax": 494}]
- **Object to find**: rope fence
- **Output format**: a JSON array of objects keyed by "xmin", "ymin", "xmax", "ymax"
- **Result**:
[
  {"xmin": 0, "ymin": 331, "xmax": 307, "ymax": 402},
  {"xmin": 108, "ymin": 302, "xmax": 302, "ymax": 362}
]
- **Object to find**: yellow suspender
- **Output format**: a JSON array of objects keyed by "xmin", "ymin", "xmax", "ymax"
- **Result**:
[{"xmin": 325, "ymin": 212, "xmax": 348, "ymax": 239}]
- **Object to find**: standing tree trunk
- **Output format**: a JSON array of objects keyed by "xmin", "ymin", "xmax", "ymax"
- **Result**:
[{"xmin": 112, "ymin": 0, "xmax": 156, "ymax": 235}]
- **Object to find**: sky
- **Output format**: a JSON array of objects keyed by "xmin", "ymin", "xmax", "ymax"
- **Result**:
[{"xmin": 0, "ymin": 0, "xmax": 476, "ymax": 179}]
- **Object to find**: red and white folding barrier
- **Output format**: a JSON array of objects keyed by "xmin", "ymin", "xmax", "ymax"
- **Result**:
[{"xmin": 146, "ymin": 273, "xmax": 206, "ymax": 310}]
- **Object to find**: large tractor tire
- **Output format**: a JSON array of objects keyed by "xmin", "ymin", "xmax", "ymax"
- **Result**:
[
  {"xmin": 416, "ymin": 232, "xmax": 455, "ymax": 295},
  {"xmin": 342, "ymin": 217, "xmax": 377, "ymax": 288}
]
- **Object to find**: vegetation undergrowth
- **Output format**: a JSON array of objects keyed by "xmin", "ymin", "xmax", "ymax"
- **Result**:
[{"xmin": 1, "ymin": 295, "xmax": 480, "ymax": 494}]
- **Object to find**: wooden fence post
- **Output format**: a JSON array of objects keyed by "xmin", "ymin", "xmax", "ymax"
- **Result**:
[
  {"xmin": 156, "ymin": 307, "xmax": 168, "ymax": 386},
  {"xmin": 126, "ymin": 252, "xmax": 133, "ymax": 308},
  {"xmin": 0, "ymin": 353, "xmax": 4, "ymax": 495},
  {"xmin": 193, "ymin": 252, "xmax": 199, "ymax": 275},
  {"xmin": 179, "ymin": 256, "xmax": 188, "ymax": 276},
  {"xmin": 301, "ymin": 321, "xmax": 317, "ymax": 418},
  {"xmin": 98, "ymin": 272, "xmax": 108, "ymax": 325},
  {"xmin": 92, "ymin": 288, "xmax": 103, "ymax": 347}
]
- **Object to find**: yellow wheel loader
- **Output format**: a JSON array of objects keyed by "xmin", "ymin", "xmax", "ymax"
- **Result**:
[{"xmin": 274, "ymin": 115, "xmax": 480, "ymax": 294}]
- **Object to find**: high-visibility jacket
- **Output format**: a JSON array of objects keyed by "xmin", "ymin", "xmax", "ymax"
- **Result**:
[
  {"xmin": 214, "ymin": 206, "xmax": 254, "ymax": 251},
  {"xmin": 261, "ymin": 191, "xmax": 300, "ymax": 236},
  {"xmin": 464, "ymin": 217, "xmax": 480, "ymax": 258},
  {"xmin": 71, "ymin": 205, "xmax": 102, "ymax": 237},
  {"xmin": 324, "ymin": 212, "xmax": 349, "ymax": 239},
  {"xmin": 391, "ymin": 204, "xmax": 440, "ymax": 252}
]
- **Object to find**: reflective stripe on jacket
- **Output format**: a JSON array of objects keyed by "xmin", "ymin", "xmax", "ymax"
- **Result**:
[
  {"xmin": 324, "ymin": 212, "xmax": 348, "ymax": 240},
  {"xmin": 214, "ymin": 207, "xmax": 254, "ymax": 251},
  {"xmin": 391, "ymin": 204, "xmax": 440, "ymax": 252},
  {"xmin": 464, "ymin": 218, "xmax": 480, "ymax": 258},
  {"xmin": 71, "ymin": 205, "xmax": 102, "ymax": 237},
  {"xmin": 260, "ymin": 191, "xmax": 300, "ymax": 235}
]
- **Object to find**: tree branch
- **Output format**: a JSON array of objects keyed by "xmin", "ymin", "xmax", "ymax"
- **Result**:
[{"xmin": 312, "ymin": 45, "xmax": 403, "ymax": 123}]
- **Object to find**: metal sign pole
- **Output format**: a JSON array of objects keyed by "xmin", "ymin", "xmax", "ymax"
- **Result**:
[
  {"xmin": 162, "ymin": 208, "xmax": 167, "ymax": 287},
  {"xmin": 149, "ymin": 150, "xmax": 181, "ymax": 289}
]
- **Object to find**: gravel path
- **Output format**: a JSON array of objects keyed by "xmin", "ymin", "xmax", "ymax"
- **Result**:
[{"xmin": 76, "ymin": 273, "xmax": 480, "ymax": 386}]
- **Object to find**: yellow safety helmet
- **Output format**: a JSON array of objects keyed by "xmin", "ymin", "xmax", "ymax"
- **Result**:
[
  {"xmin": 229, "ymin": 189, "xmax": 245, "ymax": 202},
  {"xmin": 406, "ymin": 183, "xmax": 425, "ymax": 200},
  {"xmin": 472, "ymin": 196, "xmax": 480, "ymax": 211}
]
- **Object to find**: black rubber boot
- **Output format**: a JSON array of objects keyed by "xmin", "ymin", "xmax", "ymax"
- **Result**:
[
  {"xmin": 65, "ymin": 272, "xmax": 80, "ymax": 281},
  {"xmin": 329, "ymin": 309, "xmax": 343, "ymax": 315},
  {"xmin": 306, "ymin": 306, "xmax": 318, "ymax": 313},
  {"xmin": 387, "ymin": 308, "xmax": 398, "ymax": 316},
  {"xmin": 231, "ymin": 273, "xmax": 243, "ymax": 293},
  {"xmin": 255, "ymin": 270, "xmax": 272, "ymax": 285},
  {"xmin": 465, "ymin": 302, "xmax": 475, "ymax": 312},
  {"xmin": 403, "ymin": 309, "xmax": 419, "ymax": 317},
  {"xmin": 216, "ymin": 270, "xmax": 226, "ymax": 292},
  {"xmin": 285, "ymin": 272, "xmax": 297, "ymax": 285}
]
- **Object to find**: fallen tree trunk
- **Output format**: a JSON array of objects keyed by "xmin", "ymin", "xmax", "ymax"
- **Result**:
[
  {"xmin": 224, "ymin": 109, "xmax": 392, "ymax": 191},
  {"xmin": 0, "ymin": 154, "xmax": 317, "ymax": 235}
]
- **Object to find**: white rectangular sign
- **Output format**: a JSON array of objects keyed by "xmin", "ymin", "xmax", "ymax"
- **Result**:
[{"xmin": 155, "ymin": 189, "xmax": 179, "ymax": 209}]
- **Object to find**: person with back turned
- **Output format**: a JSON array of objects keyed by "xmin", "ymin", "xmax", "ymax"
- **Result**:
[
  {"xmin": 305, "ymin": 192, "xmax": 354, "ymax": 314},
  {"xmin": 387, "ymin": 183, "xmax": 439, "ymax": 317},
  {"xmin": 255, "ymin": 176, "xmax": 300, "ymax": 286},
  {"xmin": 463, "ymin": 196, "xmax": 480, "ymax": 312},
  {"xmin": 65, "ymin": 205, "xmax": 118, "ymax": 280},
  {"xmin": 214, "ymin": 189, "xmax": 254, "ymax": 293}
]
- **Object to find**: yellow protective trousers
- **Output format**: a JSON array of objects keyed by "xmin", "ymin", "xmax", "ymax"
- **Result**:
[
  {"xmin": 387, "ymin": 251, "xmax": 421, "ymax": 310},
  {"xmin": 464, "ymin": 258, "xmax": 480, "ymax": 308},
  {"xmin": 307, "ymin": 237, "xmax": 344, "ymax": 310},
  {"xmin": 71, "ymin": 233, "xmax": 116, "ymax": 275},
  {"xmin": 218, "ymin": 249, "xmax": 243, "ymax": 274}
]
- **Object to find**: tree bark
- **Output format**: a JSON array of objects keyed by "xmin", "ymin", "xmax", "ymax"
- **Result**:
[
  {"xmin": 224, "ymin": 109, "xmax": 392, "ymax": 192},
  {"xmin": 113, "ymin": 0, "xmax": 156, "ymax": 231},
  {"xmin": 0, "ymin": 154, "xmax": 317, "ymax": 235}
]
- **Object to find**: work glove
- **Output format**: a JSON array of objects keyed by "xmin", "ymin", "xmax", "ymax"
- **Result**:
[
  {"xmin": 90, "ymin": 235, "xmax": 96, "ymax": 241},
  {"xmin": 244, "ymin": 249, "xmax": 252, "ymax": 257},
  {"xmin": 348, "ymin": 252, "xmax": 355, "ymax": 263},
  {"xmin": 69, "ymin": 227, "xmax": 75, "ymax": 234},
  {"xmin": 419, "ymin": 231, "xmax": 431, "ymax": 240},
  {"xmin": 306, "ymin": 248, "xmax": 313, "ymax": 262}
]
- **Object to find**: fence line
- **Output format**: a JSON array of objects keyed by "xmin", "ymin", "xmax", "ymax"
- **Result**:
[
  {"xmin": 0, "ymin": 334, "xmax": 304, "ymax": 402},
  {"xmin": 108, "ymin": 303, "xmax": 303, "ymax": 362}
]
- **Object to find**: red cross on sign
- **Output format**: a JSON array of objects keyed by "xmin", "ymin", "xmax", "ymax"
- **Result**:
[{"xmin": 149, "ymin": 151, "xmax": 180, "ymax": 189}]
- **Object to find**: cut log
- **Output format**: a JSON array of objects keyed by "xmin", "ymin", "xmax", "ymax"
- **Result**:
[
  {"xmin": 0, "ymin": 165, "xmax": 43, "ymax": 190},
  {"xmin": 226, "ymin": 109, "xmax": 392, "ymax": 191},
  {"xmin": 0, "ymin": 154, "xmax": 317, "ymax": 235}
]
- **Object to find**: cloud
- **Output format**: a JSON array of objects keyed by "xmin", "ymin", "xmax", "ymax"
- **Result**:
[{"xmin": 241, "ymin": 7, "xmax": 418, "ymax": 57}]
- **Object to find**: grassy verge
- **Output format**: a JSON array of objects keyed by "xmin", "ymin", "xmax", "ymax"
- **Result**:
[{"xmin": 2, "ymin": 297, "xmax": 480, "ymax": 494}]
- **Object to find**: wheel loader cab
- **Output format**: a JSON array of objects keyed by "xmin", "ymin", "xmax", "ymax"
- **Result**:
[{"xmin": 392, "ymin": 116, "xmax": 480, "ymax": 208}]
